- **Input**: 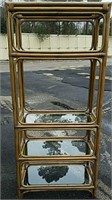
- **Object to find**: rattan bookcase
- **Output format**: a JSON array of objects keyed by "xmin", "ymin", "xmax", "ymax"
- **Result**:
[{"xmin": 6, "ymin": 1, "xmax": 111, "ymax": 199}]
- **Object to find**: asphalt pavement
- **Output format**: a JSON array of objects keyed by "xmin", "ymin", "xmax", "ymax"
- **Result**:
[{"xmin": 1, "ymin": 59, "xmax": 112, "ymax": 199}]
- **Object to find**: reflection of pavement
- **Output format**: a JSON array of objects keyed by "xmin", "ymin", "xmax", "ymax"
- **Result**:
[{"xmin": 1, "ymin": 59, "xmax": 112, "ymax": 199}]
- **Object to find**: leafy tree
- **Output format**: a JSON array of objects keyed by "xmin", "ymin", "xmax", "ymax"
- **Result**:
[
  {"xmin": 21, "ymin": 21, "xmax": 33, "ymax": 33},
  {"xmin": 1, "ymin": 1, "xmax": 111, "ymax": 36},
  {"xmin": 110, "ymin": 17, "xmax": 112, "ymax": 36},
  {"xmin": 1, "ymin": 6, "xmax": 7, "ymax": 34},
  {"xmin": 81, "ymin": 22, "xmax": 92, "ymax": 35}
]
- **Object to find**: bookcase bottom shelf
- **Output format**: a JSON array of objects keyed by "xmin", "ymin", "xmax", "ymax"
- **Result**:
[
  {"xmin": 18, "ymin": 162, "xmax": 95, "ymax": 197},
  {"xmin": 20, "ymin": 162, "xmax": 94, "ymax": 188},
  {"xmin": 18, "ymin": 189, "xmax": 93, "ymax": 199}
]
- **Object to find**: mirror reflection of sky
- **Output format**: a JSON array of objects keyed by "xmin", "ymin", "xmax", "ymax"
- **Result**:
[
  {"xmin": 27, "ymin": 140, "xmax": 86, "ymax": 156},
  {"xmin": 27, "ymin": 165, "xmax": 85, "ymax": 185}
]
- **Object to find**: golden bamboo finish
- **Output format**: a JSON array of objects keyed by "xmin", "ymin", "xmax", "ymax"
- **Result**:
[{"xmin": 6, "ymin": 1, "xmax": 111, "ymax": 199}]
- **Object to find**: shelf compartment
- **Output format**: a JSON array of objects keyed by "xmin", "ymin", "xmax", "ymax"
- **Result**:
[
  {"xmin": 21, "ymin": 139, "xmax": 94, "ymax": 159},
  {"xmin": 18, "ymin": 110, "xmax": 96, "ymax": 127},
  {"xmin": 14, "ymin": 58, "xmax": 101, "ymax": 112},
  {"xmin": 6, "ymin": 1, "xmax": 107, "ymax": 54},
  {"xmin": 18, "ymin": 129, "xmax": 96, "ymax": 160},
  {"xmin": 21, "ymin": 162, "xmax": 93, "ymax": 189}
]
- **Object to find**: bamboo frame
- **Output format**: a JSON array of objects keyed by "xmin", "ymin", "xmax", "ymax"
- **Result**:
[{"xmin": 6, "ymin": 1, "xmax": 111, "ymax": 199}]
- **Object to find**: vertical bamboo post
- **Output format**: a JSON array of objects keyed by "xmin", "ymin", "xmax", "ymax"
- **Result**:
[{"xmin": 93, "ymin": 6, "xmax": 111, "ymax": 197}]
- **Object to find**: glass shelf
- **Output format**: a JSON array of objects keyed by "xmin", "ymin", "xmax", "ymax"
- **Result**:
[
  {"xmin": 22, "ymin": 140, "xmax": 93, "ymax": 157},
  {"xmin": 23, "ymin": 164, "xmax": 92, "ymax": 186},
  {"xmin": 23, "ymin": 111, "xmax": 95, "ymax": 125},
  {"xmin": 26, "ymin": 129, "xmax": 87, "ymax": 139}
]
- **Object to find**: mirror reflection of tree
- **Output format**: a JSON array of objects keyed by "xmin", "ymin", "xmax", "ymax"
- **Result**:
[
  {"xmin": 71, "ymin": 141, "xmax": 86, "ymax": 154},
  {"xmin": 42, "ymin": 141, "xmax": 65, "ymax": 155},
  {"xmin": 38, "ymin": 166, "xmax": 69, "ymax": 183},
  {"xmin": 38, "ymin": 141, "xmax": 69, "ymax": 183}
]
